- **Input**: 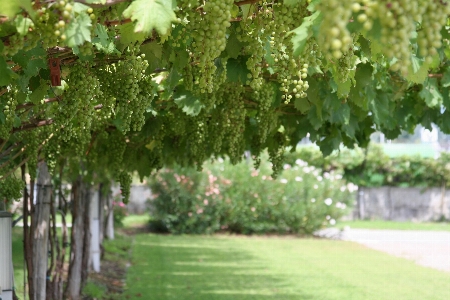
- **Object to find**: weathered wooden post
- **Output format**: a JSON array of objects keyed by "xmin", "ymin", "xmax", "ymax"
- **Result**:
[
  {"xmin": 33, "ymin": 162, "xmax": 52, "ymax": 300},
  {"xmin": 0, "ymin": 212, "xmax": 13, "ymax": 300}
]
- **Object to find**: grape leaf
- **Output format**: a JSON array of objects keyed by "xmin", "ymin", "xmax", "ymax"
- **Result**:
[
  {"xmin": 14, "ymin": 15, "xmax": 33, "ymax": 36},
  {"xmin": 227, "ymin": 57, "xmax": 249, "ymax": 84},
  {"xmin": 29, "ymin": 81, "xmax": 49, "ymax": 104},
  {"xmin": 225, "ymin": 29, "xmax": 244, "ymax": 59},
  {"xmin": 419, "ymin": 78, "xmax": 442, "ymax": 108},
  {"xmin": 442, "ymin": 68, "xmax": 450, "ymax": 88},
  {"xmin": 122, "ymin": 0, "xmax": 176, "ymax": 36},
  {"xmin": 92, "ymin": 24, "xmax": 119, "ymax": 54},
  {"xmin": 64, "ymin": 12, "xmax": 92, "ymax": 47},
  {"xmin": 173, "ymin": 85, "xmax": 203, "ymax": 116},
  {"xmin": 330, "ymin": 103, "xmax": 350, "ymax": 125},
  {"xmin": 289, "ymin": 11, "xmax": 321, "ymax": 57},
  {"xmin": 118, "ymin": 22, "xmax": 146, "ymax": 48},
  {"xmin": 0, "ymin": 55, "xmax": 13, "ymax": 86},
  {"xmin": 0, "ymin": 0, "xmax": 34, "ymax": 19},
  {"xmin": 406, "ymin": 55, "xmax": 430, "ymax": 84},
  {"xmin": 294, "ymin": 97, "xmax": 311, "ymax": 113}
]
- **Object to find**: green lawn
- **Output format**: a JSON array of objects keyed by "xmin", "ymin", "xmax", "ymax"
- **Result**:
[
  {"xmin": 124, "ymin": 234, "xmax": 450, "ymax": 300},
  {"xmin": 12, "ymin": 227, "xmax": 26, "ymax": 299},
  {"xmin": 337, "ymin": 220, "xmax": 450, "ymax": 231}
]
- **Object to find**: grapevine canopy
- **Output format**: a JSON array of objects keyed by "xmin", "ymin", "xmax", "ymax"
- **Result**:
[{"xmin": 1, "ymin": 0, "xmax": 450, "ymax": 188}]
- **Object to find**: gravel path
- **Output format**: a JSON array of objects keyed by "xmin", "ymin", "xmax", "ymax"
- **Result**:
[{"xmin": 315, "ymin": 228, "xmax": 450, "ymax": 273}]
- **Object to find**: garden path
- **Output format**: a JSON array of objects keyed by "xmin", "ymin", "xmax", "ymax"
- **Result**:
[{"xmin": 316, "ymin": 228, "xmax": 450, "ymax": 273}]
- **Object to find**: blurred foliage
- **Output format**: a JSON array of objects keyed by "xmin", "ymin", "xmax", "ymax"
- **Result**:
[{"xmin": 285, "ymin": 144, "xmax": 450, "ymax": 188}]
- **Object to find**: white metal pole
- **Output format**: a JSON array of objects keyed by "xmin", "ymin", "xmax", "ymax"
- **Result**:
[
  {"xmin": 90, "ymin": 188, "xmax": 100, "ymax": 272},
  {"xmin": 0, "ymin": 211, "xmax": 13, "ymax": 300}
]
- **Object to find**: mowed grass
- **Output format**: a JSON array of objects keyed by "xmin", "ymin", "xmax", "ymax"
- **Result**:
[
  {"xmin": 337, "ymin": 220, "xmax": 450, "ymax": 231},
  {"xmin": 12, "ymin": 227, "xmax": 26, "ymax": 299},
  {"xmin": 124, "ymin": 234, "xmax": 450, "ymax": 300}
]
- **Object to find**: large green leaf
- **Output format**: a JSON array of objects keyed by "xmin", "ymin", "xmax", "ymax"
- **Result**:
[
  {"xmin": 289, "ymin": 11, "xmax": 322, "ymax": 57},
  {"xmin": 64, "ymin": 12, "xmax": 92, "ymax": 47},
  {"xmin": 0, "ymin": 0, "xmax": 34, "ymax": 19},
  {"xmin": 419, "ymin": 78, "xmax": 442, "ymax": 108},
  {"xmin": 173, "ymin": 85, "xmax": 203, "ymax": 116},
  {"xmin": 122, "ymin": 0, "xmax": 176, "ymax": 36}
]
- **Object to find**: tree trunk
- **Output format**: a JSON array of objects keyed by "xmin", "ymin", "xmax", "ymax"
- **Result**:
[
  {"xmin": 32, "ymin": 162, "xmax": 52, "ymax": 300},
  {"xmin": 65, "ymin": 178, "xmax": 85, "ymax": 300},
  {"xmin": 22, "ymin": 165, "xmax": 34, "ymax": 300},
  {"xmin": 64, "ymin": 178, "xmax": 90, "ymax": 300}
]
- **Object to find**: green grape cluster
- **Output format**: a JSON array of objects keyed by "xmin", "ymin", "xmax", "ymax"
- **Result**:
[
  {"xmin": 114, "ymin": 51, "xmax": 149, "ymax": 132},
  {"xmin": 268, "ymin": 131, "xmax": 286, "ymax": 179},
  {"xmin": 183, "ymin": 0, "xmax": 234, "ymax": 94},
  {"xmin": 56, "ymin": 62, "xmax": 102, "ymax": 146},
  {"xmin": 134, "ymin": 74, "xmax": 156, "ymax": 131},
  {"xmin": 266, "ymin": 2, "xmax": 311, "ymax": 103},
  {"xmin": 303, "ymin": 38, "xmax": 323, "ymax": 69},
  {"xmin": 236, "ymin": 2, "xmax": 272, "ymax": 90},
  {"xmin": 416, "ymin": 1, "xmax": 450, "ymax": 62},
  {"xmin": 220, "ymin": 84, "xmax": 246, "ymax": 164},
  {"xmin": 186, "ymin": 113, "xmax": 208, "ymax": 170},
  {"xmin": 278, "ymin": 59, "xmax": 310, "ymax": 104},
  {"xmin": 19, "ymin": 130, "xmax": 40, "ymax": 180},
  {"xmin": 92, "ymin": 68, "xmax": 115, "ymax": 126},
  {"xmin": 104, "ymin": 131, "xmax": 127, "ymax": 176},
  {"xmin": 118, "ymin": 171, "xmax": 132, "ymax": 203},
  {"xmin": 0, "ymin": 89, "xmax": 17, "ymax": 140},
  {"xmin": 317, "ymin": 0, "xmax": 353, "ymax": 60},
  {"xmin": 43, "ymin": 135, "xmax": 60, "ymax": 175},
  {"xmin": 334, "ymin": 37, "xmax": 358, "ymax": 83},
  {"xmin": 0, "ymin": 176, "xmax": 24, "ymax": 202},
  {"xmin": 253, "ymin": 84, "xmax": 276, "ymax": 145}
]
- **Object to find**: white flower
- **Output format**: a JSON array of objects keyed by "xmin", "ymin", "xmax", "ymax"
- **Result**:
[
  {"xmin": 336, "ymin": 202, "xmax": 342, "ymax": 209},
  {"xmin": 296, "ymin": 159, "xmax": 307, "ymax": 166},
  {"xmin": 324, "ymin": 198, "xmax": 333, "ymax": 206},
  {"xmin": 280, "ymin": 178, "xmax": 288, "ymax": 184},
  {"xmin": 317, "ymin": 176, "xmax": 323, "ymax": 182},
  {"xmin": 329, "ymin": 219, "xmax": 336, "ymax": 225},
  {"xmin": 326, "ymin": 215, "xmax": 331, "ymax": 220},
  {"xmin": 341, "ymin": 203, "xmax": 347, "ymax": 209},
  {"xmin": 295, "ymin": 176, "xmax": 303, "ymax": 182},
  {"xmin": 340, "ymin": 186, "xmax": 347, "ymax": 192},
  {"xmin": 283, "ymin": 164, "xmax": 291, "ymax": 170},
  {"xmin": 218, "ymin": 158, "xmax": 224, "ymax": 163},
  {"xmin": 335, "ymin": 174, "xmax": 343, "ymax": 180},
  {"xmin": 303, "ymin": 167, "xmax": 311, "ymax": 173},
  {"xmin": 323, "ymin": 172, "xmax": 330, "ymax": 179},
  {"xmin": 311, "ymin": 198, "xmax": 316, "ymax": 203},
  {"xmin": 313, "ymin": 184, "xmax": 318, "ymax": 189},
  {"xmin": 347, "ymin": 183, "xmax": 358, "ymax": 192}
]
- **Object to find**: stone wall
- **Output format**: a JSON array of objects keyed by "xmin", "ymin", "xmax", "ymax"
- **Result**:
[
  {"xmin": 111, "ymin": 185, "xmax": 152, "ymax": 214},
  {"xmin": 356, "ymin": 187, "xmax": 450, "ymax": 222}
]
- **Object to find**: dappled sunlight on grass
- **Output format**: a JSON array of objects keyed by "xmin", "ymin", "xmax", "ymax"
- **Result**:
[{"xmin": 124, "ymin": 234, "xmax": 450, "ymax": 300}]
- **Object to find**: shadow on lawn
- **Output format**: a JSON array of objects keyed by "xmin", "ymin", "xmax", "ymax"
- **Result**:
[{"xmin": 123, "ymin": 235, "xmax": 315, "ymax": 300}]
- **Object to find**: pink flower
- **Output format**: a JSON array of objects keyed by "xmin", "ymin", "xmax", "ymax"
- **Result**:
[
  {"xmin": 203, "ymin": 199, "xmax": 209, "ymax": 205},
  {"xmin": 196, "ymin": 208, "xmax": 203, "ymax": 214},
  {"xmin": 251, "ymin": 207, "xmax": 256, "ymax": 212}
]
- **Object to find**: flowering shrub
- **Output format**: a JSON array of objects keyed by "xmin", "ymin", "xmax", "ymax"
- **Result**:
[
  {"xmin": 148, "ymin": 154, "xmax": 355, "ymax": 235},
  {"xmin": 112, "ymin": 198, "xmax": 128, "ymax": 228}
]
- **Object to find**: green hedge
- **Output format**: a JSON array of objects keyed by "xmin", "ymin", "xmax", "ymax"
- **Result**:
[
  {"xmin": 285, "ymin": 144, "xmax": 450, "ymax": 188},
  {"xmin": 148, "ymin": 156, "xmax": 354, "ymax": 235}
]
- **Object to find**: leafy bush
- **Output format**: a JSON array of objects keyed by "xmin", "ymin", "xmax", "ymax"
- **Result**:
[
  {"xmin": 287, "ymin": 144, "xmax": 450, "ymax": 188},
  {"xmin": 148, "ymin": 156, "xmax": 354, "ymax": 235},
  {"xmin": 112, "ymin": 197, "xmax": 128, "ymax": 228}
]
